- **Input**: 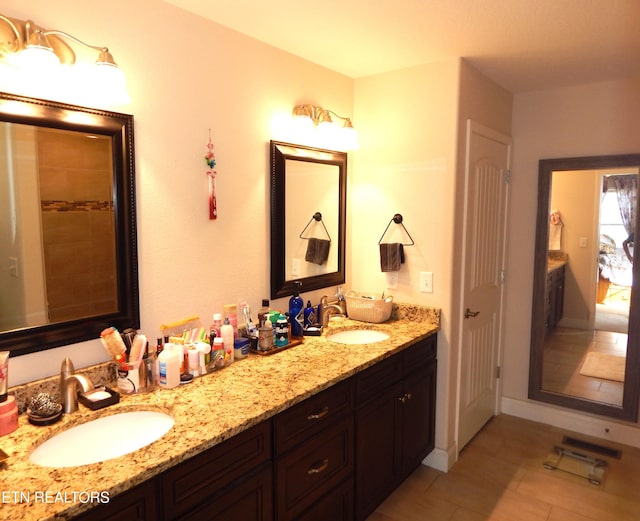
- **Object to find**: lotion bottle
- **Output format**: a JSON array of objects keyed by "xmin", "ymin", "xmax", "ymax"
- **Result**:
[{"xmin": 221, "ymin": 317, "xmax": 235, "ymax": 364}]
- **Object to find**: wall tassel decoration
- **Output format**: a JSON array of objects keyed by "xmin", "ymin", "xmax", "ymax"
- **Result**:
[{"xmin": 205, "ymin": 129, "xmax": 218, "ymax": 219}]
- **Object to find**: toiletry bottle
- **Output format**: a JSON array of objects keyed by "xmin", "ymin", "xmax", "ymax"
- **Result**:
[
  {"xmin": 223, "ymin": 304, "xmax": 239, "ymax": 338},
  {"xmin": 257, "ymin": 299, "xmax": 270, "ymax": 327},
  {"xmin": 212, "ymin": 337, "xmax": 225, "ymax": 366},
  {"xmin": 275, "ymin": 314, "xmax": 289, "ymax": 347},
  {"xmin": 211, "ymin": 313, "xmax": 223, "ymax": 338},
  {"xmin": 303, "ymin": 301, "xmax": 316, "ymax": 327},
  {"xmin": 289, "ymin": 282, "xmax": 304, "ymax": 338},
  {"xmin": 258, "ymin": 318, "xmax": 274, "ymax": 351},
  {"xmin": 157, "ymin": 345, "xmax": 181, "ymax": 389},
  {"xmin": 221, "ymin": 317, "xmax": 235, "ymax": 364}
]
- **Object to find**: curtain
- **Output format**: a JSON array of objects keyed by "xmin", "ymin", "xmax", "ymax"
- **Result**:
[{"xmin": 604, "ymin": 174, "xmax": 638, "ymax": 235}]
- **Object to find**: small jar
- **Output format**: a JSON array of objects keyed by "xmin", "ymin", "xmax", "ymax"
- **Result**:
[{"xmin": 234, "ymin": 338, "xmax": 250, "ymax": 360}]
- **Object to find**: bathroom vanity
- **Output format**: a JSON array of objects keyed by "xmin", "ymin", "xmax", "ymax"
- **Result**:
[
  {"xmin": 1, "ymin": 305, "xmax": 438, "ymax": 521},
  {"xmin": 545, "ymin": 260, "xmax": 566, "ymax": 334}
]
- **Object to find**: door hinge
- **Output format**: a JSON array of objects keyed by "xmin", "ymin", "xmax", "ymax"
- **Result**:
[
  {"xmin": 499, "ymin": 270, "xmax": 506, "ymax": 284},
  {"xmin": 503, "ymin": 169, "xmax": 511, "ymax": 183},
  {"xmin": 496, "ymin": 366, "xmax": 501, "ymax": 379}
]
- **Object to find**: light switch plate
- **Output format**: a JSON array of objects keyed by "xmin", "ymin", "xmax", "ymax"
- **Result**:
[
  {"xmin": 419, "ymin": 271, "xmax": 433, "ymax": 293},
  {"xmin": 291, "ymin": 258, "xmax": 301, "ymax": 276}
]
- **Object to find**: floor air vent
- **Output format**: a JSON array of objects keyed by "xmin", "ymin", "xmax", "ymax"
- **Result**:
[{"xmin": 562, "ymin": 436, "xmax": 621, "ymax": 459}]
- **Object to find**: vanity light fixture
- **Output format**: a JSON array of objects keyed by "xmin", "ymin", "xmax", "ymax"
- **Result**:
[
  {"xmin": 0, "ymin": 13, "xmax": 129, "ymax": 105},
  {"xmin": 292, "ymin": 104, "xmax": 359, "ymax": 150}
]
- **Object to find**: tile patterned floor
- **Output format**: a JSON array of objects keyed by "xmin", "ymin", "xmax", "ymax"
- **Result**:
[
  {"xmin": 367, "ymin": 414, "xmax": 640, "ymax": 521},
  {"xmin": 542, "ymin": 327, "xmax": 625, "ymax": 405}
]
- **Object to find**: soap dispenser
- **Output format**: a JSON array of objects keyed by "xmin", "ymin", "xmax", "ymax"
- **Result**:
[
  {"xmin": 289, "ymin": 281, "xmax": 304, "ymax": 338},
  {"xmin": 303, "ymin": 301, "xmax": 316, "ymax": 327}
]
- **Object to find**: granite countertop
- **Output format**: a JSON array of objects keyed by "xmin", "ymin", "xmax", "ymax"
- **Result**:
[
  {"xmin": 547, "ymin": 259, "xmax": 567, "ymax": 273},
  {"xmin": 1, "ymin": 304, "xmax": 439, "ymax": 520}
]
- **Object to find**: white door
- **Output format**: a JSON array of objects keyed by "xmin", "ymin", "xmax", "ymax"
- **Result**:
[{"xmin": 458, "ymin": 121, "xmax": 511, "ymax": 450}]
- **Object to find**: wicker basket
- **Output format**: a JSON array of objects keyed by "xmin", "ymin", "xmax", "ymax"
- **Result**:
[{"xmin": 344, "ymin": 290, "xmax": 393, "ymax": 323}]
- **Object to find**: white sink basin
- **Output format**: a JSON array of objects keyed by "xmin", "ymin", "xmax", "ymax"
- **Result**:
[
  {"xmin": 29, "ymin": 410, "xmax": 174, "ymax": 468},
  {"xmin": 327, "ymin": 329, "xmax": 390, "ymax": 344}
]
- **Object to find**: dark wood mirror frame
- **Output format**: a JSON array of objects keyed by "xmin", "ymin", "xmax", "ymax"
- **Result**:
[
  {"xmin": 270, "ymin": 140, "xmax": 346, "ymax": 299},
  {"xmin": 0, "ymin": 92, "xmax": 139, "ymax": 357},
  {"xmin": 529, "ymin": 154, "xmax": 640, "ymax": 421}
]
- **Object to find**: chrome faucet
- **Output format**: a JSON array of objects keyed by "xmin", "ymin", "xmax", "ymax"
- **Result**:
[
  {"xmin": 321, "ymin": 304, "xmax": 344, "ymax": 327},
  {"xmin": 60, "ymin": 358, "xmax": 94, "ymax": 413}
]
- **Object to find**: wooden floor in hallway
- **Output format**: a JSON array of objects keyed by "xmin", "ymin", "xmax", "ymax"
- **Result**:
[{"xmin": 366, "ymin": 414, "xmax": 640, "ymax": 521}]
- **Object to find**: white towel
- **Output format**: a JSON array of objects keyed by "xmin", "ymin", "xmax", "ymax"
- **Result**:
[{"xmin": 549, "ymin": 210, "xmax": 563, "ymax": 250}]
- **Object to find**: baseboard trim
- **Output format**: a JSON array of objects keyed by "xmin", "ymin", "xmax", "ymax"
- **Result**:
[
  {"xmin": 501, "ymin": 396, "xmax": 640, "ymax": 449},
  {"xmin": 422, "ymin": 442, "xmax": 457, "ymax": 472}
]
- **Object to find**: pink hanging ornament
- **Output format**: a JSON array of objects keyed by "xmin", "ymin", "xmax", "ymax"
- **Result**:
[{"xmin": 205, "ymin": 129, "xmax": 218, "ymax": 220}]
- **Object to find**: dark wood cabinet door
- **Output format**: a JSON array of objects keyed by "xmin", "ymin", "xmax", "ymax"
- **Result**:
[
  {"xmin": 355, "ymin": 379, "xmax": 403, "ymax": 521},
  {"xmin": 401, "ymin": 359, "xmax": 437, "ymax": 476}
]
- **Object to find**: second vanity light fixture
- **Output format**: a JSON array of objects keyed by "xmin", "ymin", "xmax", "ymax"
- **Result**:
[
  {"xmin": 292, "ymin": 104, "xmax": 359, "ymax": 151},
  {"xmin": 0, "ymin": 13, "xmax": 129, "ymax": 105}
]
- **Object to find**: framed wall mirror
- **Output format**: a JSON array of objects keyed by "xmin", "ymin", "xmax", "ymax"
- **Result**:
[
  {"xmin": 0, "ymin": 92, "xmax": 138, "ymax": 356},
  {"xmin": 270, "ymin": 141, "xmax": 346, "ymax": 299},
  {"xmin": 529, "ymin": 154, "xmax": 640, "ymax": 421}
]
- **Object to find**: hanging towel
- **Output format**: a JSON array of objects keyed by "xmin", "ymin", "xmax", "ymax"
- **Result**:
[
  {"xmin": 380, "ymin": 243, "xmax": 404, "ymax": 272},
  {"xmin": 549, "ymin": 209, "xmax": 563, "ymax": 250},
  {"xmin": 305, "ymin": 238, "xmax": 331, "ymax": 265}
]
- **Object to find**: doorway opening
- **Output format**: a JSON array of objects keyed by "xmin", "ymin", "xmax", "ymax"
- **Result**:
[{"xmin": 595, "ymin": 175, "xmax": 634, "ymax": 333}]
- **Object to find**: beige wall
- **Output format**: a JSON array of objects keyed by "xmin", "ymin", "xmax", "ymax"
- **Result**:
[
  {"xmin": 5, "ymin": 0, "xmax": 354, "ymax": 382},
  {"xmin": 353, "ymin": 59, "xmax": 512, "ymax": 467},
  {"xmin": 550, "ymin": 169, "xmax": 600, "ymax": 327},
  {"xmin": 504, "ymin": 78, "xmax": 640, "ymax": 436}
]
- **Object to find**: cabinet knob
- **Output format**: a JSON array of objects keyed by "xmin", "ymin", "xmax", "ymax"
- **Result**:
[
  {"xmin": 307, "ymin": 406, "xmax": 329, "ymax": 421},
  {"xmin": 307, "ymin": 458, "xmax": 329, "ymax": 475}
]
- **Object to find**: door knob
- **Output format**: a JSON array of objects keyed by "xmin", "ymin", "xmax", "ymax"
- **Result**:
[{"xmin": 464, "ymin": 308, "xmax": 480, "ymax": 319}]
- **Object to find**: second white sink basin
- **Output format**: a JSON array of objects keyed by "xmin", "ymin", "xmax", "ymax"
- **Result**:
[
  {"xmin": 328, "ymin": 329, "xmax": 390, "ymax": 344},
  {"xmin": 29, "ymin": 410, "xmax": 174, "ymax": 468}
]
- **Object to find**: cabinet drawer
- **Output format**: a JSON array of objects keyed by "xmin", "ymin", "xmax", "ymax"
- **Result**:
[
  {"xmin": 275, "ymin": 379, "xmax": 353, "ymax": 453},
  {"xmin": 356, "ymin": 354, "xmax": 402, "ymax": 405},
  {"xmin": 276, "ymin": 416, "xmax": 354, "ymax": 520},
  {"xmin": 174, "ymin": 464, "xmax": 273, "ymax": 521},
  {"xmin": 403, "ymin": 334, "xmax": 437, "ymax": 375},
  {"xmin": 74, "ymin": 479, "xmax": 158, "ymax": 521},
  {"xmin": 161, "ymin": 421, "xmax": 272, "ymax": 521},
  {"xmin": 295, "ymin": 478, "xmax": 353, "ymax": 521}
]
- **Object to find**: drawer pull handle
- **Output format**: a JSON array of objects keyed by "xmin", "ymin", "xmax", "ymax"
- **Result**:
[
  {"xmin": 307, "ymin": 406, "xmax": 329, "ymax": 421},
  {"xmin": 307, "ymin": 458, "xmax": 329, "ymax": 475},
  {"xmin": 398, "ymin": 392, "xmax": 413, "ymax": 404}
]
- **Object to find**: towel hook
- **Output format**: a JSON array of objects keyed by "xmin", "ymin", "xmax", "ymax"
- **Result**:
[
  {"xmin": 378, "ymin": 213, "xmax": 415, "ymax": 245},
  {"xmin": 300, "ymin": 212, "xmax": 331, "ymax": 241}
]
